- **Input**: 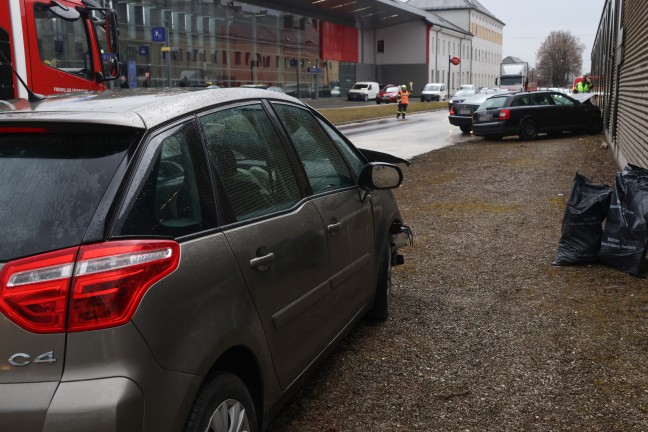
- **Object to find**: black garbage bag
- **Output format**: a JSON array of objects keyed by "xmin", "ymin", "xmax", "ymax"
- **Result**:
[
  {"xmin": 598, "ymin": 169, "xmax": 648, "ymax": 277},
  {"xmin": 553, "ymin": 173, "xmax": 611, "ymax": 265},
  {"xmin": 624, "ymin": 163, "xmax": 648, "ymax": 177}
]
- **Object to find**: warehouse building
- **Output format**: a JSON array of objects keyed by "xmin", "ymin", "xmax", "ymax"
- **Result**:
[{"xmin": 111, "ymin": 0, "xmax": 503, "ymax": 96}]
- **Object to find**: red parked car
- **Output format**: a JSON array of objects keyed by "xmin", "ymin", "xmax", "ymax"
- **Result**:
[{"xmin": 376, "ymin": 84, "xmax": 400, "ymax": 104}]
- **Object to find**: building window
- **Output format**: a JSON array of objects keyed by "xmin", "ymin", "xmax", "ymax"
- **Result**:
[{"xmin": 377, "ymin": 40, "xmax": 384, "ymax": 53}]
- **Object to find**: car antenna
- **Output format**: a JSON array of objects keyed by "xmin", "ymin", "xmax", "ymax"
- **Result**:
[{"xmin": 0, "ymin": 50, "xmax": 46, "ymax": 103}]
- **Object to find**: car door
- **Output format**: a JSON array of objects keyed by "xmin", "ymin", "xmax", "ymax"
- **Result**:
[
  {"xmin": 530, "ymin": 93, "xmax": 559, "ymax": 130},
  {"xmin": 549, "ymin": 92, "xmax": 583, "ymax": 130},
  {"xmin": 271, "ymin": 103, "xmax": 376, "ymax": 328},
  {"xmin": 198, "ymin": 102, "xmax": 336, "ymax": 389}
]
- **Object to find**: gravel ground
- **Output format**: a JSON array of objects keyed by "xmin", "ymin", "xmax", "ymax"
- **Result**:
[{"xmin": 267, "ymin": 132, "xmax": 648, "ymax": 431}]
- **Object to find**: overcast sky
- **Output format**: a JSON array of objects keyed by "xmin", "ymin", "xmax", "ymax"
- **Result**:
[{"xmin": 481, "ymin": 0, "xmax": 607, "ymax": 72}]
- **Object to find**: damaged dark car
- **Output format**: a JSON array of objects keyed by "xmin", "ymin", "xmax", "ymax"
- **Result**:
[{"xmin": 472, "ymin": 91, "xmax": 603, "ymax": 141}]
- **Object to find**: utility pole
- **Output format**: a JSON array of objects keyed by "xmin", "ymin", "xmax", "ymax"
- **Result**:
[{"xmin": 447, "ymin": 55, "xmax": 451, "ymax": 94}]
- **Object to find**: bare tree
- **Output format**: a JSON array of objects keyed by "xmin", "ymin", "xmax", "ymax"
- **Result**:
[{"xmin": 535, "ymin": 31, "xmax": 584, "ymax": 87}]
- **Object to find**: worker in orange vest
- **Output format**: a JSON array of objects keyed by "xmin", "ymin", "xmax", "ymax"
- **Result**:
[{"xmin": 396, "ymin": 84, "xmax": 410, "ymax": 119}]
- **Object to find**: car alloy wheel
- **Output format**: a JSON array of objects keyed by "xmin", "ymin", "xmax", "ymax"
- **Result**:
[
  {"xmin": 520, "ymin": 119, "xmax": 538, "ymax": 141},
  {"xmin": 208, "ymin": 399, "xmax": 251, "ymax": 432},
  {"xmin": 184, "ymin": 373, "xmax": 257, "ymax": 432}
]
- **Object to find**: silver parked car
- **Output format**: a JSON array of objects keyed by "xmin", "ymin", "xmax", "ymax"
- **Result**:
[{"xmin": 0, "ymin": 88, "xmax": 411, "ymax": 432}]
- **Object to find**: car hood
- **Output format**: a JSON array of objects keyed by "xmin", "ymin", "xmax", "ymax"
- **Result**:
[{"xmin": 571, "ymin": 93, "xmax": 598, "ymax": 104}]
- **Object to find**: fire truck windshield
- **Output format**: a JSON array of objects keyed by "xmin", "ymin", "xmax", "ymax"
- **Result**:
[{"xmin": 34, "ymin": 3, "xmax": 94, "ymax": 81}]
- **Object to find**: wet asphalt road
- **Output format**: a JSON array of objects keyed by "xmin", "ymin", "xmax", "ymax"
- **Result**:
[{"xmin": 303, "ymin": 97, "xmax": 479, "ymax": 160}]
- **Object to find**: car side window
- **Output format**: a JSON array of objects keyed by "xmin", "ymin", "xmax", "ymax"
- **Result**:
[
  {"xmin": 114, "ymin": 121, "xmax": 216, "ymax": 238},
  {"xmin": 272, "ymin": 104, "xmax": 354, "ymax": 194},
  {"xmin": 317, "ymin": 118, "xmax": 366, "ymax": 177},
  {"xmin": 532, "ymin": 94, "xmax": 552, "ymax": 106},
  {"xmin": 550, "ymin": 93, "xmax": 575, "ymax": 106},
  {"xmin": 513, "ymin": 95, "xmax": 531, "ymax": 106},
  {"xmin": 199, "ymin": 104, "xmax": 301, "ymax": 223}
]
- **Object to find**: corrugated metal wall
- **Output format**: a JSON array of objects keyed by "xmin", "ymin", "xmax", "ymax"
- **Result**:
[
  {"xmin": 594, "ymin": 0, "xmax": 648, "ymax": 168},
  {"xmin": 615, "ymin": 0, "xmax": 648, "ymax": 168},
  {"xmin": 617, "ymin": 0, "xmax": 648, "ymax": 167}
]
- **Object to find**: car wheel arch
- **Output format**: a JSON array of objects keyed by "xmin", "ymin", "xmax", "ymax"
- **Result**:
[{"xmin": 192, "ymin": 346, "xmax": 266, "ymax": 428}]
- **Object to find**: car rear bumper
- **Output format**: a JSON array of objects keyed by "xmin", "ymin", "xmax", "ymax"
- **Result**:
[
  {"xmin": 0, "ymin": 382, "xmax": 58, "ymax": 432},
  {"xmin": 0, "ymin": 378, "xmax": 143, "ymax": 432},
  {"xmin": 472, "ymin": 121, "xmax": 516, "ymax": 137},
  {"xmin": 43, "ymin": 378, "xmax": 144, "ymax": 432},
  {"xmin": 448, "ymin": 115, "xmax": 472, "ymax": 127},
  {"xmin": 0, "ymin": 323, "xmax": 201, "ymax": 432}
]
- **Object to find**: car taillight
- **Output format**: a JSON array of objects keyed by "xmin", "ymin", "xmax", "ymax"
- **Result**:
[
  {"xmin": 0, "ymin": 240, "xmax": 179, "ymax": 333},
  {"xmin": 449, "ymin": 107, "xmax": 455, "ymax": 115},
  {"xmin": 499, "ymin": 109, "xmax": 511, "ymax": 120}
]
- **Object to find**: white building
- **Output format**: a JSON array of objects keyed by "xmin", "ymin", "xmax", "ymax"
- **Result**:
[
  {"xmin": 371, "ymin": 11, "xmax": 472, "ymax": 95},
  {"xmin": 408, "ymin": 0, "xmax": 504, "ymax": 91}
]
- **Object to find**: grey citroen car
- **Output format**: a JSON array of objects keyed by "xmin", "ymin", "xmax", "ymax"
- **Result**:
[{"xmin": 0, "ymin": 88, "xmax": 411, "ymax": 432}]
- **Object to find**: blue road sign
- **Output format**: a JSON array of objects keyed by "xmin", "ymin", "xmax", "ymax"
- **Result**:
[
  {"xmin": 152, "ymin": 27, "xmax": 166, "ymax": 43},
  {"xmin": 128, "ymin": 60, "xmax": 137, "ymax": 88},
  {"xmin": 139, "ymin": 46, "xmax": 149, "ymax": 57}
]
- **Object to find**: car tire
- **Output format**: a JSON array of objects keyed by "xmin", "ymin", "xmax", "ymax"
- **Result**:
[
  {"xmin": 184, "ymin": 372, "xmax": 258, "ymax": 432},
  {"xmin": 587, "ymin": 115, "xmax": 603, "ymax": 134},
  {"xmin": 376, "ymin": 100, "xmax": 381, "ymax": 104},
  {"xmin": 460, "ymin": 125, "xmax": 472, "ymax": 134},
  {"xmin": 364, "ymin": 94, "xmax": 368, "ymax": 101},
  {"xmin": 421, "ymin": 98, "xmax": 425, "ymax": 102},
  {"xmin": 519, "ymin": 119, "xmax": 538, "ymax": 141},
  {"xmin": 367, "ymin": 242, "xmax": 391, "ymax": 321}
]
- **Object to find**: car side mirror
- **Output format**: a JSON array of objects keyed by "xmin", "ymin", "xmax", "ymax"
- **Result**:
[{"xmin": 358, "ymin": 163, "xmax": 403, "ymax": 191}]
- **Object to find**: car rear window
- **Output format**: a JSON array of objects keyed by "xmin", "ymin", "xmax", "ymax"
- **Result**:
[
  {"xmin": 479, "ymin": 96, "xmax": 508, "ymax": 110},
  {"xmin": 0, "ymin": 133, "xmax": 134, "ymax": 260}
]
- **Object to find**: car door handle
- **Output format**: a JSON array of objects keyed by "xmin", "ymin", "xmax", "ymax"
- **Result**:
[
  {"xmin": 327, "ymin": 221, "xmax": 342, "ymax": 233},
  {"xmin": 250, "ymin": 252, "xmax": 274, "ymax": 270}
]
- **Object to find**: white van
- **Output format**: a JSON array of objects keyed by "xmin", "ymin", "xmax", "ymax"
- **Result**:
[
  {"xmin": 347, "ymin": 81, "xmax": 380, "ymax": 101},
  {"xmin": 421, "ymin": 82, "xmax": 447, "ymax": 102}
]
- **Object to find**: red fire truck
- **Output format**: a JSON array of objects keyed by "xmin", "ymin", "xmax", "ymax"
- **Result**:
[{"xmin": 0, "ymin": 0, "xmax": 120, "ymax": 101}]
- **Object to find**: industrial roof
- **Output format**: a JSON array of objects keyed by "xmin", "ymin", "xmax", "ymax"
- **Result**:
[
  {"xmin": 406, "ymin": 0, "xmax": 504, "ymax": 25},
  {"xmin": 247, "ymin": 0, "xmax": 470, "ymax": 34}
]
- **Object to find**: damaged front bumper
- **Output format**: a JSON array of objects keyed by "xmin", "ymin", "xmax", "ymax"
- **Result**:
[{"xmin": 390, "ymin": 223, "xmax": 413, "ymax": 266}]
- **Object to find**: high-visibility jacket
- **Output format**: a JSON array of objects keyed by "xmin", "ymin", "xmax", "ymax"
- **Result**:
[
  {"xmin": 398, "ymin": 90, "xmax": 409, "ymax": 104},
  {"xmin": 577, "ymin": 80, "xmax": 592, "ymax": 93}
]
